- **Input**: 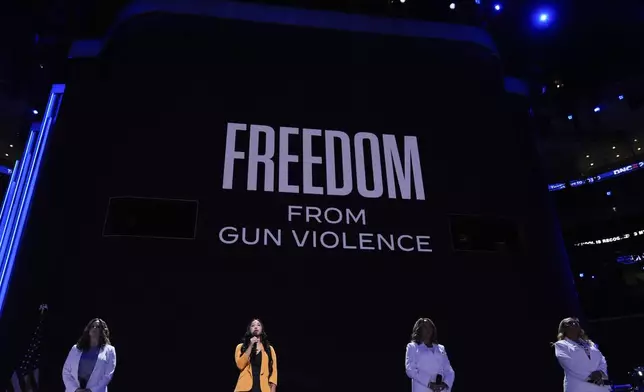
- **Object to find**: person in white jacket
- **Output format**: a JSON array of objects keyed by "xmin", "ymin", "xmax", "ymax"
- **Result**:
[
  {"xmin": 62, "ymin": 318, "xmax": 117, "ymax": 392},
  {"xmin": 405, "ymin": 318, "xmax": 455, "ymax": 392},
  {"xmin": 554, "ymin": 317, "xmax": 610, "ymax": 392}
]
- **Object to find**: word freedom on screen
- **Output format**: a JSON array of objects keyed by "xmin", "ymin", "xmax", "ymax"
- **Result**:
[{"xmin": 222, "ymin": 123, "xmax": 426, "ymax": 200}]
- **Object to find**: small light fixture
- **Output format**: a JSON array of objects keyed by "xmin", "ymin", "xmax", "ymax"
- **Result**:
[
  {"xmin": 590, "ymin": 163, "xmax": 595, "ymax": 166},
  {"xmin": 568, "ymin": 115, "xmax": 573, "ymax": 120},
  {"xmin": 9, "ymin": 144, "xmax": 13, "ymax": 148},
  {"xmin": 32, "ymin": 109, "xmax": 39, "ymax": 115},
  {"xmin": 619, "ymin": 95, "xmax": 624, "ymax": 100},
  {"xmin": 449, "ymin": 3, "xmax": 456, "ymax": 9},
  {"xmin": 585, "ymin": 155, "xmax": 590, "ymax": 158},
  {"xmin": 594, "ymin": 107, "xmax": 601, "ymax": 112},
  {"xmin": 635, "ymin": 139, "xmax": 638, "ymax": 142},
  {"xmin": 612, "ymin": 146, "xmax": 616, "ymax": 149},
  {"xmin": 638, "ymin": 148, "xmax": 642, "ymax": 151},
  {"xmin": 4, "ymin": 154, "xmax": 8, "ymax": 157},
  {"xmin": 616, "ymin": 154, "xmax": 620, "ymax": 158}
]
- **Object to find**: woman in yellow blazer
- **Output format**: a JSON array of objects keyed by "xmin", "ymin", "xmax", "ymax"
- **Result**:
[{"xmin": 234, "ymin": 319, "xmax": 278, "ymax": 392}]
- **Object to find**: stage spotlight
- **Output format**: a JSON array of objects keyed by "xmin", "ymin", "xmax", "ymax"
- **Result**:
[
  {"xmin": 619, "ymin": 95, "xmax": 624, "ymax": 100},
  {"xmin": 450, "ymin": 3, "xmax": 456, "ymax": 9},
  {"xmin": 607, "ymin": 191, "xmax": 612, "ymax": 196},
  {"xmin": 494, "ymin": 4, "xmax": 502, "ymax": 11},
  {"xmin": 400, "ymin": 0, "xmax": 406, "ymax": 3},
  {"xmin": 533, "ymin": 8, "xmax": 555, "ymax": 28},
  {"xmin": 579, "ymin": 273, "xmax": 584, "ymax": 278},
  {"xmin": 629, "ymin": 366, "xmax": 644, "ymax": 388},
  {"xmin": 567, "ymin": 115, "xmax": 573, "ymax": 120},
  {"xmin": 475, "ymin": 0, "xmax": 481, "ymax": 4},
  {"xmin": 594, "ymin": 107, "xmax": 601, "ymax": 112},
  {"xmin": 32, "ymin": 109, "xmax": 39, "ymax": 115}
]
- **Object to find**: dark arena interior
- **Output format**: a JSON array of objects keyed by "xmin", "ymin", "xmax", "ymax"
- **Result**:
[{"xmin": 1, "ymin": 0, "xmax": 644, "ymax": 391}]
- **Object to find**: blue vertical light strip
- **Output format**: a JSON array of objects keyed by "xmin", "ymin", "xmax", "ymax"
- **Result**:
[
  {"xmin": 0, "ymin": 160, "xmax": 21, "ymax": 247},
  {"xmin": 0, "ymin": 84, "xmax": 65, "ymax": 317},
  {"xmin": 0, "ymin": 161, "xmax": 20, "ymax": 226},
  {"xmin": 0, "ymin": 132, "xmax": 35, "ymax": 263},
  {"xmin": 0, "ymin": 133, "xmax": 35, "ymax": 274}
]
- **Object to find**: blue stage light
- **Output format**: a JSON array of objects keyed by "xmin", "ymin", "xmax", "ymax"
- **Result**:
[
  {"xmin": 475, "ymin": 0, "xmax": 481, "ymax": 4},
  {"xmin": 450, "ymin": 3, "xmax": 456, "ymax": 9},
  {"xmin": 594, "ymin": 107, "xmax": 601, "ymax": 113},
  {"xmin": 579, "ymin": 273, "xmax": 584, "ymax": 278},
  {"xmin": 618, "ymin": 95, "xmax": 624, "ymax": 100},
  {"xmin": 532, "ymin": 8, "xmax": 555, "ymax": 28},
  {"xmin": 32, "ymin": 110, "xmax": 38, "ymax": 115},
  {"xmin": 567, "ymin": 115, "xmax": 573, "ymax": 120},
  {"xmin": 0, "ymin": 84, "xmax": 66, "ymax": 317},
  {"xmin": 494, "ymin": 4, "xmax": 502, "ymax": 11}
]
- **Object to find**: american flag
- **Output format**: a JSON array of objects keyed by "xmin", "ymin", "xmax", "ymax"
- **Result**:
[{"xmin": 6, "ymin": 304, "xmax": 48, "ymax": 392}]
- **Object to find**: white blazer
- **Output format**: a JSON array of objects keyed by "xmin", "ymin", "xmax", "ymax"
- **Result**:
[
  {"xmin": 62, "ymin": 344, "xmax": 117, "ymax": 392},
  {"xmin": 554, "ymin": 339, "xmax": 609, "ymax": 392},
  {"xmin": 405, "ymin": 342, "xmax": 455, "ymax": 392}
]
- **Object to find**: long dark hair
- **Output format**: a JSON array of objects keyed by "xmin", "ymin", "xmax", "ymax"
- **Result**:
[
  {"xmin": 240, "ymin": 319, "xmax": 274, "ymax": 378},
  {"xmin": 411, "ymin": 318, "xmax": 438, "ymax": 345},
  {"xmin": 76, "ymin": 318, "xmax": 111, "ymax": 351}
]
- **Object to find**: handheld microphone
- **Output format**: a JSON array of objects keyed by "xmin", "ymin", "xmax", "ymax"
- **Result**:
[{"xmin": 252, "ymin": 331, "xmax": 259, "ymax": 353}]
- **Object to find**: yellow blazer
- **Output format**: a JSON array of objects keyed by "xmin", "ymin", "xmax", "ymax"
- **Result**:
[{"xmin": 234, "ymin": 343, "xmax": 278, "ymax": 392}]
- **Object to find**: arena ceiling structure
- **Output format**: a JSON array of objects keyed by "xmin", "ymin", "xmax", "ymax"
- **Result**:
[{"xmin": 0, "ymin": 0, "xmax": 643, "ymax": 178}]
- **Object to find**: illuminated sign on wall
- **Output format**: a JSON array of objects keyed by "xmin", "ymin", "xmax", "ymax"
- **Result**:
[
  {"xmin": 617, "ymin": 254, "xmax": 644, "ymax": 264},
  {"xmin": 218, "ymin": 123, "xmax": 432, "ymax": 253},
  {"xmin": 548, "ymin": 183, "xmax": 565, "ymax": 191},
  {"xmin": 574, "ymin": 228, "xmax": 644, "ymax": 247},
  {"xmin": 549, "ymin": 161, "xmax": 644, "ymax": 192}
]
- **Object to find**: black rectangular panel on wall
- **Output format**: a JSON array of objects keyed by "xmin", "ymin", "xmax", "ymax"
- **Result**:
[
  {"xmin": 449, "ymin": 214, "xmax": 521, "ymax": 252},
  {"xmin": 103, "ymin": 197, "xmax": 198, "ymax": 239}
]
